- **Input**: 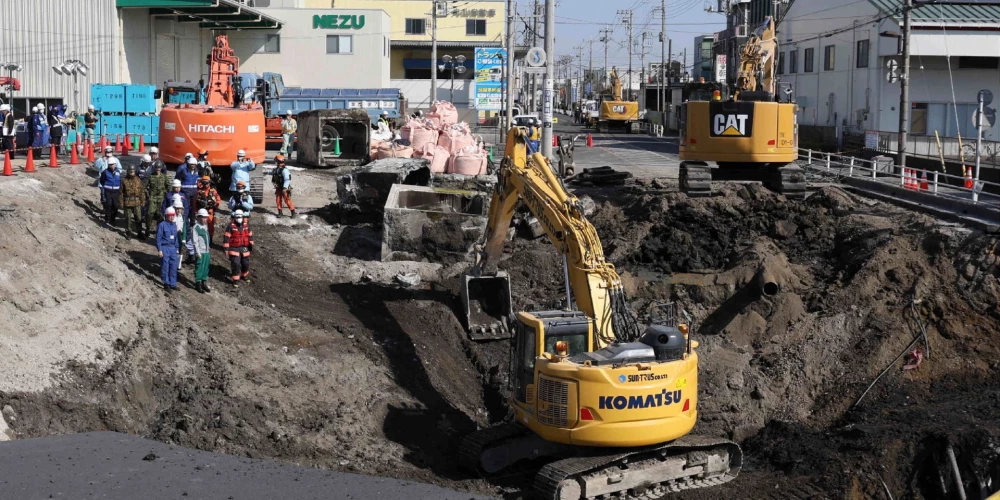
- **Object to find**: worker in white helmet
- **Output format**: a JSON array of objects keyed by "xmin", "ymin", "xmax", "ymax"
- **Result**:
[
  {"xmin": 229, "ymin": 149, "xmax": 256, "ymax": 192},
  {"xmin": 156, "ymin": 207, "xmax": 180, "ymax": 291},
  {"xmin": 0, "ymin": 103, "xmax": 14, "ymax": 159},
  {"xmin": 84, "ymin": 104, "xmax": 99, "ymax": 144},
  {"xmin": 147, "ymin": 146, "xmax": 165, "ymax": 179},
  {"xmin": 280, "ymin": 110, "xmax": 297, "ymax": 158}
]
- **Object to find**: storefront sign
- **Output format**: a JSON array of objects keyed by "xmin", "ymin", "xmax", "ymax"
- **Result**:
[
  {"xmin": 715, "ymin": 55, "xmax": 727, "ymax": 83},
  {"xmin": 455, "ymin": 8, "xmax": 496, "ymax": 17},
  {"xmin": 474, "ymin": 47, "xmax": 506, "ymax": 110},
  {"xmin": 313, "ymin": 14, "xmax": 366, "ymax": 30}
]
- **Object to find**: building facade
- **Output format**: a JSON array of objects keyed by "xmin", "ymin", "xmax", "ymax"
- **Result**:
[
  {"xmin": 777, "ymin": 0, "xmax": 1000, "ymax": 141},
  {"xmin": 692, "ymin": 35, "xmax": 716, "ymax": 81}
]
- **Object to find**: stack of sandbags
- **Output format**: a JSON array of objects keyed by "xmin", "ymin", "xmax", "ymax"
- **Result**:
[
  {"xmin": 414, "ymin": 143, "xmax": 450, "ymax": 173},
  {"xmin": 449, "ymin": 144, "xmax": 488, "ymax": 176},
  {"xmin": 405, "ymin": 119, "xmax": 440, "ymax": 152},
  {"xmin": 375, "ymin": 141, "xmax": 414, "ymax": 160},
  {"xmin": 438, "ymin": 123, "xmax": 475, "ymax": 155},
  {"xmin": 370, "ymin": 139, "xmax": 388, "ymax": 158},
  {"xmin": 427, "ymin": 100, "xmax": 459, "ymax": 128}
]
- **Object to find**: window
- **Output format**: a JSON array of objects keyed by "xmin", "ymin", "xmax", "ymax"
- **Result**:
[
  {"xmin": 326, "ymin": 35, "xmax": 352, "ymax": 54},
  {"xmin": 804, "ymin": 48, "xmax": 814, "ymax": 73},
  {"xmin": 466, "ymin": 19, "xmax": 486, "ymax": 36},
  {"xmin": 856, "ymin": 39, "xmax": 869, "ymax": 68},
  {"xmin": 789, "ymin": 50, "xmax": 798, "ymax": 73},
  {"xmin": 257, "ymin": 34, "xmax": 279, "ymax": 54},
  {"xmin": 405, "ymin": 18, "xmax": 426, "ymax": 35},
  {"xmin": 911, "ymin": 102, "xmax": 928, "ymax": 135},
  {"xmin": 959, "ymin": 57, "xmax": 999, "ymax": 69},
  {"xmin": 777, "ymin": 52, "xmax": 785, "ymax": 75},
  {"xmin": 823, "ymin": 45, "xmax": 835, "ymax": 71}
]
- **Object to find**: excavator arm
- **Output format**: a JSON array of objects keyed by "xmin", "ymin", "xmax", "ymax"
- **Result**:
[
  {"xmin": 734, "ymin": 17, "xmax": 777, "ymax": 99},
  {"xmin": 463, "ymin": 127, "xmax": 640, "ymax": 345},
  {"xmin": 205, "ymin": 35, "xmax": 241, "ymax": 107}
]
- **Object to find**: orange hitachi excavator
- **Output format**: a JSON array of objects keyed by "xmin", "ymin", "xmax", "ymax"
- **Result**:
[{"xmin": 158, "ymin": 35, "xmax": 265, "ymax": 171}]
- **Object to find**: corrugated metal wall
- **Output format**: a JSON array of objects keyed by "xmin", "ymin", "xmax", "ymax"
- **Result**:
[
  {"xmin": 0, "ymin": 0, "xmax": 120, "ymax": 115},
  {"xmin": 121, "ymin": 7, "xmax": 152, "ymax": 85}
]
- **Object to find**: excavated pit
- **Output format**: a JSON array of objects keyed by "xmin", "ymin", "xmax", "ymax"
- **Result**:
[{"xmin": 1, "ymin": 166, "xmax": 999, "ymax": 499}]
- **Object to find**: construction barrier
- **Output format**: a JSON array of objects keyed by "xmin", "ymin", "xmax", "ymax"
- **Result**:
[{"xmin": 2, "ymin": 151, "xmax": 12, "ymax": 176}]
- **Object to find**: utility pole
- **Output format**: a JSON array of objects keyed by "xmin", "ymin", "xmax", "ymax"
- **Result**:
[
  {"xmin": 541, "ymin": 0, "xmax": 554, "ymax": 158},
  {"xmin": 578, "ymin": 45, "xmax": 585, "ymax": 112},
  {"xmin": 640, "ymin": 31, "xmax": 647, "ymax": 106},
  {"xmin": 897, "ymin": 0, "xmax": 912, "ymax": 168},
  {"xmin": 431, "ymin": 0, "xmax": 440, "ymax": 103},
  {"xmin": 588, "ymin": 39, "xmax": 594, "ymax": 99},
  {"xmin": 531, "ymin": 0, "xmax": 540, "ymax": 114},
  {"xmin": 617, "ymin": 9, "xmax": 634, "ymax": 99},
  {"xmin": 600, "ymin": 26, "xmax": 612, "ymax": 92},
  {"xmin": 505, "ymin": 0, "xmax": 516, "ymax": 130}
]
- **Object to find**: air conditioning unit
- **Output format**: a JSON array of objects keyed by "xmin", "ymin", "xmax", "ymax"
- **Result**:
[{"xmin": 735, "ymin": 25, "xmax": 748, "ymax": 37}]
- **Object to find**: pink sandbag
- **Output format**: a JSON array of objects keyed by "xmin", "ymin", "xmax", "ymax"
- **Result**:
[
  {"xmin": 448, "ymin": 145, "xmax": 487, "ymax": 176},
  {"xmin": 437, "ymin": 127, "xmax": 475, "ymax": 154},
  {"xmin": 375, "ymin": 143, "xmax": 414, "ymax": 160},
  {"xmin": 370, "ymin": 139, "xmax": 388, "ymax": 157},
  {"xmin": 430, "ymin": 100, "xmax": 459, "ymax": 127},
  {"xmin": 409, "ymin": 126, "xmax": 439, "ymax": 151},
  {"xmin": 414, "ymin": 143, "xmax": 450, "ymax": 173}
]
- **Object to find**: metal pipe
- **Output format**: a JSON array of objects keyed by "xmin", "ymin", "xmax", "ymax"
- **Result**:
[
  {"xmin": 757, "ymin": 264, "xmax": 780, "ymax": 297},
  {"xmin": 945, "ymin": 444, "xmax": 967, "ymax": 500},
  {"xmin": 563, "ymin": 254, "xmax": 572, "ymax": 309}
]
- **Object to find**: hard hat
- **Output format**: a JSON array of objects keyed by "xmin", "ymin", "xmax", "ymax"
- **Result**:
[
  {"xmin": 237, "ymin": 149, "xmax": 246, "ymax": 157},
  {"xmin": 104, "ymin": 145, "xmax": 114, "ymax": 153},
  {"xmin": 172, "ymin": 179, "xmax": 182, "ymax": 188},
  {"xmin": 197, "ymin": 208, "xmax": 209, "ymax": 218},
  {"xmin": 184, "ymin": 152, "xmax": 194, "ymax": 159},
  {"xmin": 381, "ymin": 110, "xmax": 389, "ymax": 116},
  {"xmin": 187, "ymin": 157, "xmax": 198, "ymax": 165},
  {"xmin": 173, "ymin": 197, "xmax": 184, "ymax": 208},
  {"xmin": 149, "ymin": 146, "xmax": 159, "ymax": 154},
  {"xmin": 233, "ymin": 209, "xmax": 245, "ymax": 217},
  {"xmin": 87, "ymin": 104, "xmax": 95, "ymax": 110},
  {"xmin": 141, "ymin": 154, "xmax": 152, "ymax": 163},
  {"xmin": 236, "ymin": 180, "xmax": 246, "ymax": 188},
  {"xmin": 275, "ymin": 154, "xmax": 285, "ymax": 163},
  {"xmin": 198, "ymin": 149, "xmax": 208, "ymax": 156},
  {"xmin": 286, "ymin": 110, "xmax": 293, "ymax": 116},
  {"xmin": 0, "ymin": 104, "xmax": 9, "ymax": 112},
  {"xmin": 200, "ymin": 175, "xmax": 211, "ymax": 182},
  {"xmin": 107, "ymin": 157, "xmax": 118, "ymax": 165},
  {"xmin": 165, "ymin": 207, "xmax": 176, "ymax": 216}
]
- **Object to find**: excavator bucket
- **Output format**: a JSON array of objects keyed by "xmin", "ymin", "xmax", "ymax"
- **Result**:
[{"xmin": 461, "ymin": 272, "xmax": 513, "ymax": 341}]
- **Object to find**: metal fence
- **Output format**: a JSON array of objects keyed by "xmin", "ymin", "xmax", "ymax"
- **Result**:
[{"xmin": 798, "ymin": 148, "xmax": 1000, "ymax": 208}]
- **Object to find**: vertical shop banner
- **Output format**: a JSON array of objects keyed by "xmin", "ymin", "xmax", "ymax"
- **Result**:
[{"xmin": 474, "ymin": 47, "xmax": 507, "ymax": 110}]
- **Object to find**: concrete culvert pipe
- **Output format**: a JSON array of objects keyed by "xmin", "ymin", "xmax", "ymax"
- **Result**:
[{"xmin": 757, "ymin": 264, "xmax": 781, "ymax": 297}]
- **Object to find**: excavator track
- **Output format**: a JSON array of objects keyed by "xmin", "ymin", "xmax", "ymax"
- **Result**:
[
  {"xmin": 458, "ymin": 422, "xmax": 532, "ymax": 474},
  {"xmin": 771, "ymin": 165, "xmax": 806, "ymax": 200},
  {"xmin": 679, "ymin": 162, "xmax": 713, "ymax": 198},
  {"xmin": 534, "ymin": 435, "xmax": 742, "ymax": 500}
]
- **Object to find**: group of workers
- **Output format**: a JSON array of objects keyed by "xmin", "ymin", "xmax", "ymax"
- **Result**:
[
  {"xmin": 0, "ymin": 103, "xmax": 72, "ymax": 159},
  {"xmin": 93, "ymin": 144, "xmax": 296, "ymax": 293}
]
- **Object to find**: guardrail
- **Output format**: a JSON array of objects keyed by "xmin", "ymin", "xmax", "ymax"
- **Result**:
[{"xmin": 798, "ymin": 148, "xmax": 1000, "ymax": 207}]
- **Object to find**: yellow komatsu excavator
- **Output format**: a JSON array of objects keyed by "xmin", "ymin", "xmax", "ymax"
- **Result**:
[
  {"xmin": 596, "ymin": 66, "xmax": 639, "ymax": 133},
  {"xmin": 459, "ymin": 127, "xmax": 741, "ymax": 499},
  {"xmin": 678, "ymin": 16, "xmax": 805, "ymax": 199}
]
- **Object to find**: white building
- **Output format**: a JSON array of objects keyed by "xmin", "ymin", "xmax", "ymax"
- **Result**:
[
  {"xmin": 0, "ymin": 0, "xmax": 391, "ymax": 120},
  {"xmin": 777, "ymin": 0, "xmax": 1000, "ymax": 141}
]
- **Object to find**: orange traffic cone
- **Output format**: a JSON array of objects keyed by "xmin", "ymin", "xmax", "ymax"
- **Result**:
[
  {"xmin": 49, "ymin": 145, "xmax": 59, "ymax": 168},
  {"xmin": 2, "ymin": 150, "xmax": 13, "ymax": 176},
  {"xmin": 964, "ymin": 168, "xmax": 974, "ymax": 189},
  {"xmin": 86, "ymin": 141, "xmax": 95, "ymax": 162},
  {"xmin": 70, "ymin": 141, "xmax": 81, "ymax": 165},
  {"xmin": 24, "ymin": 149, "xmax": 35, "ymax": 173},
  {"xmin": 123, "ymin": 133, "xmax": 131, "ymax": 155},
  {"xmin": 115, "ymin": 135, "xmax": 122, "ymax": 154},
  {"xmin": 138, "ymin": 134, "xmax": 145, "ymax": 153},
  {"xmin": 98, "ymin": 135, "xmax": 106, "ymax": 151},
  {"xmin": 587, "ymin": 133, "xmax": 594, "ymax": 147},
  {"xmin": 919, "ymin": 170, "xmax": 928, "ymax": 191}
]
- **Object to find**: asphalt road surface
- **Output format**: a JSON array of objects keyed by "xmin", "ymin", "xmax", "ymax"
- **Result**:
[
  {"xmin": 552, "ymin": 116, "xmax": 681, "ymax": 179},
  {"xmin": 0, "ymin": 432, "xmax": 494, "ymax": 500}
]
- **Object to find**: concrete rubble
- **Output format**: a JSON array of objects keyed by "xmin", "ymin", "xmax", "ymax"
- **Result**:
[
  {"xmin": 381, "ymin": 184, "xmax": 489, "ymax": 264},
  {"xmin": 336, "ymin": 158, "xmax": 432, "ymax": 213}
]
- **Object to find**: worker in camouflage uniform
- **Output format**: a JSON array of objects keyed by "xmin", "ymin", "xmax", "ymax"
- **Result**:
[
  {"xmin": 144, "ymin": 161, "xmax": 171, "ymax": 235},
  {"xmin": 121, "ymin": 164, "xmax": 147, "ymax": 240}
]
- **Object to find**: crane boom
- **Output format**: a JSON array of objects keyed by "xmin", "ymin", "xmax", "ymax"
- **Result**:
[{"xmin": 471, "ymin": 128, "xmax": 640, "ymax": 346}]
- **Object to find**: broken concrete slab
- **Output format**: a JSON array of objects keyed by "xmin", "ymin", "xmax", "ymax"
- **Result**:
[
  {"xmin": 382, "ymin": 184, "xmax": 489, "ymax": 264},
  {"xmin": 429, "ymin": 173, "xmax": 497, "ymax": 194},
  {"xmin": 337, "ymin": 158, "xmax": 432, "ymax": 213}
]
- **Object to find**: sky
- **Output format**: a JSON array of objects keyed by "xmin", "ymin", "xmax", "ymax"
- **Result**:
[{"xmin": 542, "ymin": 0, "xmax": 726, "ymax": 75}]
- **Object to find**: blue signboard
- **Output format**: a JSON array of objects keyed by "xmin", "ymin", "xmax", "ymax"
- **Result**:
[{"xmin": 474, "ymin": 47, "xmax": 506, "ymax": 110}]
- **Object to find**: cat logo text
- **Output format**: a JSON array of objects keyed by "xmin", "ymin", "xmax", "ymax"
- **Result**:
[{"xmin": 712, "ymin": 114, "xmax": 749, "ymax": 136}]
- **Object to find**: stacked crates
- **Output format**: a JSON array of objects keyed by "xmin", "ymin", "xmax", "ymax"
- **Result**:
[{"xmin": 90, "ymin": 83, "xmax": 159, "ymax": 144}]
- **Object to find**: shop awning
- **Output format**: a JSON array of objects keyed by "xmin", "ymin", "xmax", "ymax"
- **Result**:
[{"xmin": 120, "ymin": 0, "xmax": 282, "ymax": 30}]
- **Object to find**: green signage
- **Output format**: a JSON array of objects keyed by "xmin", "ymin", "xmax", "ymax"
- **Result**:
[{"xmin": 313, "ymin": 14, "xmax": 366, "ymax": 30}]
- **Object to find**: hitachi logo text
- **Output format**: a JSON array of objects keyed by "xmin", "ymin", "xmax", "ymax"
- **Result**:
[{"xmin": 189, "ymin": 124, "xmax": 235, "ymax": 134}]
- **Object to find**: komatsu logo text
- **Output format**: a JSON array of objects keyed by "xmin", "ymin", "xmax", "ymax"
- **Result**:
[
  {"xmin": 189, "ymin": 124, "xmax": 234, "ymax": 134},
  {"xmin": 598, "ymin": 390, "xmax": 683, "ymax": 410},
  {"xmin": 713, "ymin": 114, "xmax": 749, "ymax": 136}
]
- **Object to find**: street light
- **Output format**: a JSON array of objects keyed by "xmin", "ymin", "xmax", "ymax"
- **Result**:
[
  {"xmin": 0, "ymin": 62, "xmax": 22, "ymax": 106},
  {"xmin": 52, "ymin": 59, "xmax": 89, "ymax": 113},
  {"xmin": 438, "ymin": 54, "xmax": 467, "ymax": 104}
]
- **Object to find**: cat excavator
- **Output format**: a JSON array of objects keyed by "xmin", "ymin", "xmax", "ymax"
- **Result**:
[
  {"xmin": 678, "ymin": 16, "xmax": 805, "ymax": 198},
  {"xmin": 595, "ymin": 67, "xmax": 639, "ymax": 133},
  {"xmin": 459, "ymin": 127, "xmax": 741, "ymax": 499}
]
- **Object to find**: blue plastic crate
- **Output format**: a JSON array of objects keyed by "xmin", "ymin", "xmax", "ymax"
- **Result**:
[
  {"xmin": 91, "ymin": 84, "xmax": 126, "ymax": 113},
  {"xmin": 125, "ymin": 115, "xmax": 155, "ymax": 143},
  {"xmin": 99, "ymin": 114, "xmax": 126, "ymax": 137},
  {"xmin": 124, "ymin": 84, "xmax": 157, "ymax": 114},
  {"xmin": 150, "ymin": 115, "xmax": 159, "ymax": 144}
]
